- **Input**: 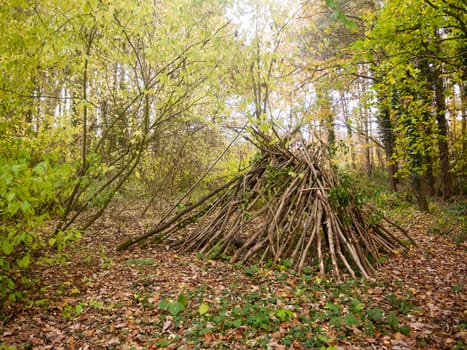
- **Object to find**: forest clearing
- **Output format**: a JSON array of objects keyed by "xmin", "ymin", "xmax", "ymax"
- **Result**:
[{"xmin": 0, "ymin": 0, "xmax": 466, "ymax": 349}]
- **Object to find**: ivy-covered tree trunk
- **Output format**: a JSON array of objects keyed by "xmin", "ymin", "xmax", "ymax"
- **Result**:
[
  {"xmin": 424, "ymin": 154, "xmax": 436, "ymax": 196},
  {"xmin": 433, "ymin": 62, "xmax": 452, "ymax": 200},
  {"xmin": 416, "ymin": 58, "xmax": 436, "ymax": 196},
  {"xmin": 462, "ymin": 81, "xmax": 467, "ymax": 188},
  {"xmin": 411, "ymin": 172, "xmax": 429, "ymax": 212}
]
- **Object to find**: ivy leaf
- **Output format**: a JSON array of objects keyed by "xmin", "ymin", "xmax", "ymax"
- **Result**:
[
  {"xmin": 177, "ymin": 293, "xmax": 187, "ymax": 308},
  {"xmin": 16, "ymin": 255, "xmax": 30, "ymax": 268},
  {"xmin": 344, "ymin": 313, "xmax": 359, "ymax": 327},
  {"xmin": 367, "ymin": 308, "xmax": 383, "ymax": 322},
  {"xmin": 168, "ymin": 302, "xmax": 185, "ymax": 316},
  {"xmin": 275, "ymin": 308, "xmax": 294, "ymax": 321},
  {"xmin": 231, "ymin": 319, "xmax": 242, "ymax": 328},
  {"xmin": 350, "ymin": 299, "xmax": 364, "ymax": 312},
  {"xmin": 387, "ymin": 311, "xmax": 400, "ymax": 328},
  {"xmin": 75, "ymin": 304, "xmax": 84, "ymax": 314},
  {"xmin": 158, "ymin": 299, "xmax": 169, "ymax": 311},
  {"xmin": 2, "ymin": 240, "xmax": 15, "ymax": 255},
  {"xmin": 20, "ymin": 201, "xmax": 32, "ymax": 215}
]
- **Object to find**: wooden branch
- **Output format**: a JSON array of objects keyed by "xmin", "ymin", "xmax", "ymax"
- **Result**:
[{"xmin": 117, "ymin": 175, "xmax": 240, "ymax": 251}]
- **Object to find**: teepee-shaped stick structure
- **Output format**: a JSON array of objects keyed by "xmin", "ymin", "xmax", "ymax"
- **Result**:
[
  {"xmin": 177, "ymin": 130, "xmax": 414, "ymax": 278},
  {"xmin": 119, "ymin": 128, "xmax": 414, "ymax": 279}
]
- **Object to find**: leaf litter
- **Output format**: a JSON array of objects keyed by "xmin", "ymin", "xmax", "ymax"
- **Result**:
[{"xmin": 0, "ymin": 207, "xmax": 465, "ymax": 349}]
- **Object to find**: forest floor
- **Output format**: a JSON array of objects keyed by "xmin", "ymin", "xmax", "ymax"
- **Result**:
[{"xmin": 1, "ymin": 204, "xmax": 466, "ymax": 350}]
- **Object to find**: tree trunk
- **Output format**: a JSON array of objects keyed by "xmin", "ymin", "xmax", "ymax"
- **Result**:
[
  {"xmin": 378, "ymin": 105, "xmax": 398, "ymax": 191},
  {"xmin": 317, "ymin": 87, "xmax": 335, "ymax": 153},
  {"xmin": 340, "ymin": 90, "xmax": 356, "ymax": 169},
  {"xmin": 411, "ymin": 172, "xmax": 429, "ymax": 212},
  {"xmin": 433, "ymin": 62, "xmax": 452, "ymax": 200},
  {"xmin": 356, "ymin": 78, "xmax": 372, "ymax": 176},
  {"xmin": 461, "ymin": 59, "xmax": 467, "ymax": 193},
  {"xmin": 424, "ymin": 154, "xmax": 436, "ymax": 196}
]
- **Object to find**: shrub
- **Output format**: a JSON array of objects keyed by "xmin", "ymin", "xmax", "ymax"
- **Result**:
[{"xmin": 0, "ymin": 140, "xmax": 78, "ymax": 305}]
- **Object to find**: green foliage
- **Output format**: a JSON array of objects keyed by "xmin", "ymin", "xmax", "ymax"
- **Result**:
[
  {"xmin": 349, "ymin": 0, "xmax": 465, "ymax": 196},
  {"xmin": 328, "ymin": 184, "xmax": 351, "ymax": 208},
  {"xmin": 399, "ymin": 324, "xmax": 410, "ymax": 336},
  {"xmin": 386, "ymin": 293, "xmax": 415, "ymax": 315},
  {"xmin": 325, "ymin": 0, "xmax": 358, "ymax": 29},
  {"xmin": 344, "ymin": 169, "xmax": 413, "ymax": 212},
  {"xmin": 208, "ymin": 244, "xmax": 222, "ymax": 260},
  {"xmin": 350, "ymin": 299, "xmax": 364, "ymax": 313},
  {"xmin": 265, "ymin": 164, "xmax": 290, "ymax": 190},
  {"xmin": 244, "ymin": 264, "xmax": 259, "ymax": 276},
  {"xmin": 158, "ymin": 293, "xmax": 188, "ymax": 317},
  {"xmin": 429, "ymin": 202, "xmax": 466, "ymax": 244},
  {"xmin": 125, "ymin": 258, "xmax": 156, "ymax": 266},
  {"xmin": 367, "ymin": 308, "xmax": 383, "ymax": 322},
  {"xmin": 0, "ymin": 140, "xmax": 79, "ymax": 302},
  {"xmin": 386, "ymin": 311, "xmax": 399, "ymax": 329},
  {"xmin": 327, "ymin": 170, "xmax": 371, "ymax": 211},
  {"xmin": 301, "ymin": 266, "xmax": 313, "ymax": 275},
  {"xmin": 344, "ymin": 312, "xmax": 359, "ymax": 327},
  {"xmin": 50, "ymin": 229, "xmax": 82, "ymax": 252},
  {"xmin": 198, "ymin": 302, "xmax": 210, "ymax": 316},
  {"xmin": 98, "ymin": 247, "xmax": 113, "ymax": 270},
  {"xmin": 62, "ymin": 302, "xmax": 85, "ymax": 320},
  {"xmin": 0, "ymin": 345, "xmax": 17, "ymax": 350},
  {"xmin": 275, "ymin": 308, "xmax": 294, "ymax": 321},
  {"xmin": 277, "ymin": 258, "xmax": 293, "ymax": 272},
  {"xmin": 324, "ymin": 302, "xmax": 342, "ymax": 316}
]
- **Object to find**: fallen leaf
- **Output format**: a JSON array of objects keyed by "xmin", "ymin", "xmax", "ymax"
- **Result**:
[{"xmin": 162, "ymin": 320, "xmax": 172, "ymax": 332}]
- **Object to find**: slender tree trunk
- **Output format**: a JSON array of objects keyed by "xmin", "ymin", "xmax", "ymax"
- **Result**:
[
  {"xmin": 376, "ymin": 147, "xmax": 384, "ymax": 169},
  {"xmin": 340, "ymin": 91, "xmax": 356, "ymax": 169},
  {"xmin": 362, "ymin": 100, "xmax": 372, "ymax": 176},
  {"xmin": 424, "ymin": 155, "xmax": 436, "ymax": 196},
  {"xmin": 316, "ymin": 86, "xmax": 335, "ymax": 154},
  {"xmin": 325, "ymin": 109, "xmax": 335, "ymax": 154},
  {"xmin": 82, "ymin": 59, "xmax": 89, "ymax": 173},
  {"xmin": 378, "ymin": 103, "xmax": 398, "ymax": 191},
  {"xmin": 356, "ymin": 77, "xmax": 372, "ymax": 176},
  {"xmin": 367, "ymin": 104, "xmax": 375, "ymax": 174},
  {"xmin": 461, "ymin": 77, "xmax": 467, "ymax": 194},
  {"xmin": 462, "ymin": 83, "xmax": 467, "ymax": 173},
  {"xmin": 433, "ymin": 62, "xmax": 452, "ymax": 200},
  {"xmin": 81, "ymin": 29, "xmax": 96, "ymax": 174}
]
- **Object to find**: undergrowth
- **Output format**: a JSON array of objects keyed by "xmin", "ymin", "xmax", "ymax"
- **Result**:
[{"xmin": 139, "ymin": 267, "xmax": 419, "ymax": 349}]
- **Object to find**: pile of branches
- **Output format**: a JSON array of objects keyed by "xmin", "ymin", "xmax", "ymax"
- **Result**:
[{"xmin": 119, "ymin": 130, "xmax": 414, "ymax": 279}]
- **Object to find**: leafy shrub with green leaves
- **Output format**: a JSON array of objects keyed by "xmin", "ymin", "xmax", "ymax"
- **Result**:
[
  {"xmin": 340, "ymin": 168, "xmax": 426, "ymax": 214},
  {"xmin": 429, "ymin": 202, "xmax": 466, "ymax": 243},
  {"xmin": 0, "ymin": 140, "xmax": 79, "ymax": 304}
]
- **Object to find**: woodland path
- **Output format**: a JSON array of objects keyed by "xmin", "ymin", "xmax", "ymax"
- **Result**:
[{"xmin": 1, "ymin": 207, "xmax": 465, "ymax": 350}]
